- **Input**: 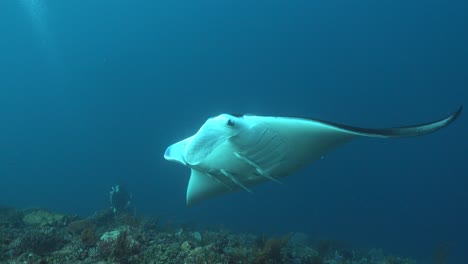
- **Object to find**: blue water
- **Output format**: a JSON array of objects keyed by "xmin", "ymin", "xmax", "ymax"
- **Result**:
[{"xmin": 1, "ymin": 0, "xmax": 467, "ymax": 262}]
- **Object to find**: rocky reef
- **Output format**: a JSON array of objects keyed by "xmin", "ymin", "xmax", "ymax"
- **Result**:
[{"xmin": 0, "ymin": 206, "xmax": 416, "ymax": 264}]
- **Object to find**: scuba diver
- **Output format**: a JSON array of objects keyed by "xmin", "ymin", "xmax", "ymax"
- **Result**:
[{"xmin": 109, "ymin": 184, "xmax": 134, "ymax": 215}]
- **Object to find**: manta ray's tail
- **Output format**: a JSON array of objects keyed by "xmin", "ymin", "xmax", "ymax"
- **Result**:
[{"xmin": 328, "ymin": 105, "xmax": 463, "ymax": 138}]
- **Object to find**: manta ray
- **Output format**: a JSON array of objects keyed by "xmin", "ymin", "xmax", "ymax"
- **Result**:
[{"xmin": 164, "ymin": 106, "xmax": 462, "ymax": 206}]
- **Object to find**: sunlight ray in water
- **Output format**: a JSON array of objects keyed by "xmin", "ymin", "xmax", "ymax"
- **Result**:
[
  {"xmin": 20, "ymin": 0, "xmax": 48, "ymax": 37},
  {"xmin": 19, "ymin": 0, "xmax": 63, "ymax": 69}
]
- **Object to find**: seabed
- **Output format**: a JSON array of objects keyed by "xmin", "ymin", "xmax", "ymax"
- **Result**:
[{"xmin": 0, "ymin": 206, "xmax": 416, "ymax": 264}]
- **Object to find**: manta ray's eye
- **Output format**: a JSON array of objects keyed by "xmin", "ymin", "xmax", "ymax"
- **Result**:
[{"xmin": 227, "ymin": 119, "xmax": 235, "ymax": 127}]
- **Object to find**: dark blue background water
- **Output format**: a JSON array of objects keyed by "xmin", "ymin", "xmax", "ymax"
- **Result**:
[{"xmin": 1, "ymin": 0, "xmax": 467, "ymax": 262}]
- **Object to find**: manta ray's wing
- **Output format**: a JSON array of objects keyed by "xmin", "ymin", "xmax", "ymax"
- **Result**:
[
  {"xmin": 238, "ymin": 106, "xmax": 462, "ymax": 180},
  {"xmin": 186, "ymin": 169, "xmax": 227, "ymax": 206}
]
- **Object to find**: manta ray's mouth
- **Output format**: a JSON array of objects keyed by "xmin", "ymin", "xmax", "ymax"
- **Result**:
[{"xmin": 164, "ymin": 147, "xmax": 171, "ymax": 159}]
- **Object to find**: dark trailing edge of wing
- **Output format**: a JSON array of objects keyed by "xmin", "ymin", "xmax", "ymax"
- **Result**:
[
  {"xmin": 306, "ymin": 105, "xmax": 463, "ymax": 138},
  {"xmin": 233, "ymin": 106, "xmax": 462, "ymax": 138}
]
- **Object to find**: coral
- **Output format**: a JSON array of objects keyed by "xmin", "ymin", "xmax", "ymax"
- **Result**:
[
  {"xmin": 68, "ymin": 218, "xmax": 96, "ymax": 235},
  {"xmin": 116, "ymin": 214, "xmax": 140, "ymax": 227},
  {"xmin": 386, "ymin": 256, "xmax": 412, "ymax": 264},
  {"xmin": 143, "ymin": 241, "xmax": 184, "ymax": 263},
  {"xmin": 113, "ymin": 230, "xmax": 130, "ymax": 260},
  {"xmin": 80, "ymin": 227, "xmax": 97, "ymax": 246},
  {"xmin": 225, "ymin": 246, "xmax": 250, "ymax": 263},
  {"xmin": 22, "ymin": 209, "xmax": 65, "ymax": 227},
  {"xmin": 100, "ymin": 230, "xmax": 122, "ymax": 242},
  {"xmin": 15, "ymin": 228, "xmax": 67, "ymax": 256},
  {"xmin": 181, "ymin": 241, "xmax": 193, "ymax": 253},
  {"xmin": 253, "ymin": 233, "xmax": 293, "ymax": 264},
  {"xmin": 90, "ymin": 208, "xmax": 115, "ymax": 227},
  {"xmin": 0, "ymin": 207, "xmax": 24, "ymax": 228},
  {"xmin": 315, "ymin": 239, "xmax": 350, "ymax": 258},
  {"xmin": 97, "ymin": 227, "xmax": 144, "ymax": 263},
  {"xmin": 184, "ymin": 245, "xmax": 229, "ymax": 264}
]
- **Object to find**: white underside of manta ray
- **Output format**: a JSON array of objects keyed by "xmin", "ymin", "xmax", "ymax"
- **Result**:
[{"xmin": 164, "ymin": 106, "xmax": 462, "ymax": 206}]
